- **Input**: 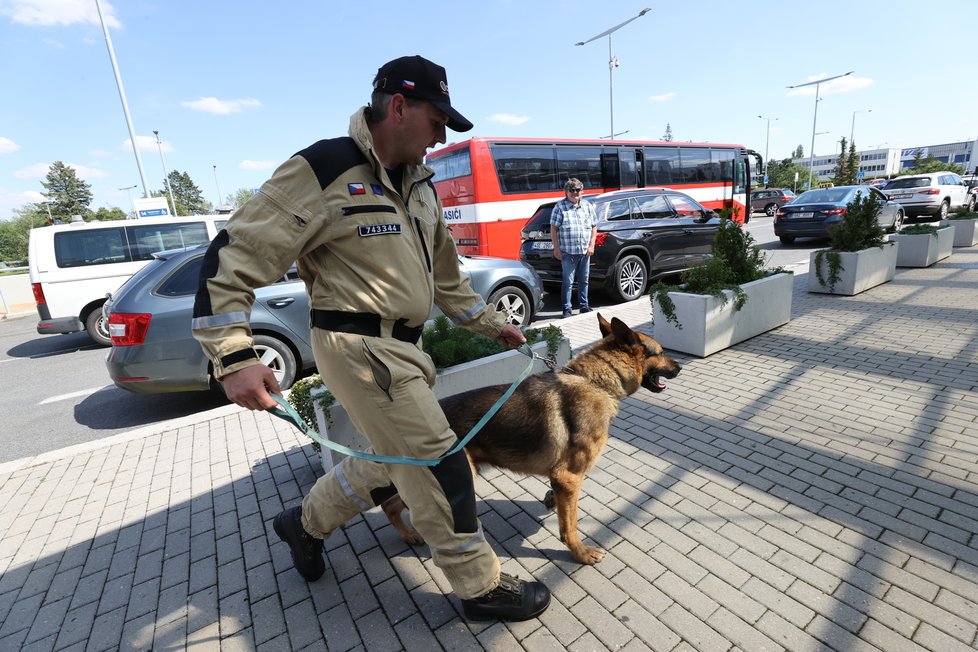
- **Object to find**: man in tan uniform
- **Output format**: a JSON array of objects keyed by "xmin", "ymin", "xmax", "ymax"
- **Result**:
[{"xmin": 192, "ymin": 55, "xmax": 550, "ymax": 622}]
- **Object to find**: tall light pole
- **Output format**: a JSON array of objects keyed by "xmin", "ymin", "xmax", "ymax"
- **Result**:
[
  {"xmin": 788, "ymin": 70, "xmax": 854, "ymax": 189},
  {"xmin": 94, "ymin": 0, "xmax": 150, "ymax": 199},
  {"xmin": 811, "ymin": 131, "xmax": 830, "ymax": 186},
  {"xmin": 212, "ymin": 165, "xmax": 223, "ymax": 208},
  {"xmin": 153, "ymin": 130, "xmax": 178, "ymax": 216},
  {"xmin": 118, "ymin": 185, "xmax": 137, "ymax": 219},
  {"xmin": 758, "ymin": 115, "xmax": 778, "ymax": 184},
  {"xmin": 850, "ymin": 109, "xmax": 871, "ymax": 147},
  {"xmin": 575, "ymin": 7, "xmax": 651, "ymax": 140}
]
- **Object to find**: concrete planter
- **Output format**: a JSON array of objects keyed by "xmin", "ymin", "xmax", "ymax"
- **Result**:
[
  {"xmin": 313, "ymin": 338, "xmax": 571, "ymax": 471},
  {"xmin": 652, "ymin": 272, "xmax": 793, "ymax": 358},
  {"xmin": 948, "ymin": 218, "xmax": 978, "ymax": 247},
  {"xmin": 888, "ymin": 227, "xmax": 954, "ymax": 267},
  {"xmin": 808, "ymin": 243, "xmax": 898, "ymax": 296}
]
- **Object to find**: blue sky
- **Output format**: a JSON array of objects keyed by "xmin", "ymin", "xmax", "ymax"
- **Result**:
[{"xmin": 2, "ymin": 0, "xmax": 976, "ymax": 219}]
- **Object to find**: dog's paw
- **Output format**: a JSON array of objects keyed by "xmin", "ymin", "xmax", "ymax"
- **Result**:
[
  {"xmin": 543, "ymin": 490, "xmax": 556, "ymax": 511},
  {"xmin": 572, "ymin": 545, "xmax": 605, "ymax": 565}
]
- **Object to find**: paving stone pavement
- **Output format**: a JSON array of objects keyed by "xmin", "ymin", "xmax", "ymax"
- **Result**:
[{"xmin": 1, "ymin": 247, "xmax": 977, "ymax": 651}]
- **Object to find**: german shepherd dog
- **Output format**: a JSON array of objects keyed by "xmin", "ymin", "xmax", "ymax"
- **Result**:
[{"xmin": 381, "ymin": 314, "xmax": 681, "ymax": 564}]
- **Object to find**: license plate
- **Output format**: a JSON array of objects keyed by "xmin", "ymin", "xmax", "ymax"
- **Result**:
[
  {"xmin": 532, "ymin": 241, "xmax": 554, "ymax": 250},
  {"xmin": 791, "ymin": 212, "xmax": 814, "ymax": 219},
  {"xmin": 890, "ymin": 194, "xmax": 911, "ymax": 199}
]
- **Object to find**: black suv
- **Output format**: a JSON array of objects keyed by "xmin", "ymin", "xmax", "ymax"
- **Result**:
[
  {"xmin": 750, "ymin": 188, "xmax": 795, "ymax": 217},
  {"xmin": 519, "ymin": 189, "xmax": 720, "ymax": 303}
]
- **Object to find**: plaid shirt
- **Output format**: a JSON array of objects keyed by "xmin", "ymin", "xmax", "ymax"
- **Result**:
[{"xmin": 550, "ymin": 199, "xmax": 597, "ymax": 255}]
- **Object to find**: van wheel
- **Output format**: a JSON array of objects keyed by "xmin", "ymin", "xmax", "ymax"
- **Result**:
[
  {"xmin": 488, "ymin": 285, "xmax": 532, "ymax": 326},
  {"xmin": 609, "ymin": 255, "xmax": 648, "ymax": 303},
  {"xmin": 85, "ymin": 309, "xmax": 111, "ymax": 347},
  {"xmin": 253, "ymin": 334, "xmax": 298, "ymax": 390}
]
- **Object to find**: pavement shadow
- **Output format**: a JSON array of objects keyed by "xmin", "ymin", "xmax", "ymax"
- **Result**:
[
  {"xmin": 73, "ymin": 385, "xmax": 229, "ymax": 430},
  {"xmin": 6, "ymin": 331, "xmax": 100, "ymax": 359}
]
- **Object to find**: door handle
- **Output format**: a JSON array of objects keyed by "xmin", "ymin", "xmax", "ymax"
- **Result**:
[{"xmin": 266, "ymin": 297, "xmax": 295, "ymax": 309}]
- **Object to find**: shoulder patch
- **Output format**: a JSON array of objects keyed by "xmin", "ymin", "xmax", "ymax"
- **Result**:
[{"xmin": 293, "ymin": 137, "xmax": 368, "ymax": 191}]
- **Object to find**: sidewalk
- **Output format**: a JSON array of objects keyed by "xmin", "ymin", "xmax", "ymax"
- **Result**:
[{"xmin": 2, "ymin": 248, "xmax": 977, "ymax": 651}]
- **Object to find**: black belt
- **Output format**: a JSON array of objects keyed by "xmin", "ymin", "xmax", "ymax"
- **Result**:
[{"xmin": 310, "ymin": 309, "xmax": 423, "ymax": 345}]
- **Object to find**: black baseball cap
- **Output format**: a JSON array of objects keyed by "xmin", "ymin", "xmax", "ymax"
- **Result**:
[{"xmin": 373, "ymin": 55, "xmax": 473, "ymax": 133}]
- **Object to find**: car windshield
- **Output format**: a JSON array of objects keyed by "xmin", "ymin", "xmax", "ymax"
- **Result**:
[
  {"xmin": 885, "ymin": 177, "xmax": 931, "ymax": 189},
  {"xmin": 793, "ymin": 188, "xmax": 853, "ymax": 204}
]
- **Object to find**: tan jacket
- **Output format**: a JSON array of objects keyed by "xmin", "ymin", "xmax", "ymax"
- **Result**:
[{"xmin": 192, "ymin": 108, "xmax": 506, "ymax": 379}]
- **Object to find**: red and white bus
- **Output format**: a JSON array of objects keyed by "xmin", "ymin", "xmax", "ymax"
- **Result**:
[{"xmin": 426, "ymin": 137, "xmax": 762, "ymax": 259}]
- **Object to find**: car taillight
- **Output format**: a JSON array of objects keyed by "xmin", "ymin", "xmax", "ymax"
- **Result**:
[
  {"xmin": 822, "ymin": 207, "xmax": 847, "ymax": 216},
  {"xmin": 31, "ymin": 283, "xmax": 46, "ymax": 305},
  {"xmin": 108, "ymin": 313, "xmax": 151, "ymax": 346},
  {"xmin": 775, "ymin": 208, "xmax": 786, "ymax": 219},
  {"xmin": 920, "ymin": 189, "xmax": 940, "ymax": 195},
  {"xmin": 594, "ymin": 233, "xmax": 608, "ymax": 246}
]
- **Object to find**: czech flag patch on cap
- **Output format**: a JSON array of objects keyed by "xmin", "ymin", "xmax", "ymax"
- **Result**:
[
  {"xmin": 348, "ymin": 183, "xmax": 365, "ymax": 195},
  {"xmin": 401, "ymin": 80, "xmax": 416, "ymax": 90}
]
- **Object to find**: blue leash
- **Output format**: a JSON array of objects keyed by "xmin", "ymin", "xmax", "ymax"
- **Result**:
[{"xmin": 266, "ymin": 343, "xmax": 539, "ymax": 467}]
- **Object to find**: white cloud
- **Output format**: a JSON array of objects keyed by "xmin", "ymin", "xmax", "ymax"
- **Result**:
[
  {"xmin": 648, "ymin": 92, "xmax": 677, "ymax": 103},
  {"xmin": 181, "ymin": 97, "xmax": 262, "ymax": 115},
  {"xmin": 0, "ymin": 0, "xmax": 121, "ymax": 28},
  {"xmin": 124, "ymin": 135, "xmax": 173, "ymax": 153},
  {"xmin": 488, "ymin": 113, "xmax": 531, "ymax": 126},
  {"xmin": 0, "ymin": 137, "xmax": 20, "ymax": 154},
  {"xmin": 240, "ymin": 160, "xmax": 277, "ymax": 170},
  {"xmin": 787, "ymin": 73, "xmax": 873, "ymax": 97},
  {"xmin": 14, "ymin": 161, "xmax": 108, "ymax": 180}
]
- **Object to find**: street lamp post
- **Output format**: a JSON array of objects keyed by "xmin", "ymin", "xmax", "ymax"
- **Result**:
[
  {"xmin": 212, "ymin": 165, "xmax": 223, "ymax": 208},
  {"xmin": 811, "ymin": 131, "xmax": 830, "ymax": 186},
  {"xmin": 575, "ymin": 7, "xmax": 651, "ymax": 140},
  {"xmin": 153, "ymin": 130, "xmax": 178, "ymax": 216},
  {"xmin": 758, "ymin": 115, "xmax": 778, "ymax": 184},
  {"xmin": 787, "ymin": 71, "xmax": 854, "ymax": 189},
  {"xmin": 850, "ymin": 109, "xmax": 872, "ymax": 147},
  {"xmin": 118, "ymin": 185, "xmax": 137, "ymax": 219}
]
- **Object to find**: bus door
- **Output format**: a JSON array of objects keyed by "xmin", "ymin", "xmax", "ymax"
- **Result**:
[
  {"xmin": 601, "ymin": 149, "xmax": 621, "ymax": 190},
  {"xmin": 618, "ymin": 148, "xmax": 642, "ymax": 189}
]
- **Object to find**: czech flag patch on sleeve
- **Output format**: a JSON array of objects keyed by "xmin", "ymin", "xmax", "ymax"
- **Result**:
[{"xmin": 348, "ymin": 183, "xmax": 366, "ymax": 195}]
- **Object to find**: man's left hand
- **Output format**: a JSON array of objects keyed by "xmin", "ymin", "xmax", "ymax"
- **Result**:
[{"xmin": 496, "ymin": 323, "xmax": 526, "ymax": 349}]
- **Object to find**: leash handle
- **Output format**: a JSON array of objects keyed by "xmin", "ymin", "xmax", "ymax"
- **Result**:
[{"xmin": 266, "ymin": 343, "xmax": 537, "ymax": 467}]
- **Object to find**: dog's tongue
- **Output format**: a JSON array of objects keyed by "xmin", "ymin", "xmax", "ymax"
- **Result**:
[{"xmin": 653, "ymin": 378, "xmax": 667, "ymax": 390}]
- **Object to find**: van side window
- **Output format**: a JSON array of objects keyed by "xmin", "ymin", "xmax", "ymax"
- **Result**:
[
  {"xmin": 54, "ymin": 228, "xmax": 127, "ymax": 268},
  {"xmin": 127, "ymin": 223, "xmax": 210, "ymax": 261}
]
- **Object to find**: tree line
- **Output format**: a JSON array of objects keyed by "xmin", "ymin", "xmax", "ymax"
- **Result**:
[{"xmin": 0, "ymin": 162, "xmax": 256, "ymax": 263}]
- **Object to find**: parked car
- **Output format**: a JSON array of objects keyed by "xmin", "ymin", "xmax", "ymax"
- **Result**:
[
  {"xmin": 750, "ymin": 188, "xmax": 796, "ymax": 217},
  {"xmin": 774, "ymin": 185, "xmax": 904, "ymax": 245},
  {"xmin": 105, "ymin": 246, "xmax": 544, "ymax": 394},
  {"xmin": 519, "ymin": 188, "xmax": 720, "ymax": 303},
  {"xmin": 882, "ymin": 172, "xmax": 975, "ymax": 220}
]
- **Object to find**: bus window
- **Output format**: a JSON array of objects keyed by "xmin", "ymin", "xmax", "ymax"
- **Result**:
[
  {"xmin": 678, "ymin": 148, "xmax": 712, "ymax": 182},
  {"xmin": 712, "ymin": 148, "xmax": 734, "ymax": 183},
  {"xmin": 644, "ymin": 146, "xmax": 679, "ymax": 184},
  {"xmin": 618, "ymin": 148, "xmax": 639, "ymax": 188},
  {"xmin": 600, "ymin": 150, "xmax": 619, "ymax": 189},
  {"xmin": 491, "ymin": 145, "xmax": 556, "ymax": 193},
  {"xmin": 556, "ymin": 146, "xmax": 604, "ymax": 190},
  {"xmin": 429, "ymin": 148, "xmax": 471, "ymax": 181}
]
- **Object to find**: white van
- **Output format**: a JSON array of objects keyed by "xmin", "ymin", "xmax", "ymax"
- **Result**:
[{"xmin": 28, "ymin": 215, "xmax": 228, "ymax": 345}]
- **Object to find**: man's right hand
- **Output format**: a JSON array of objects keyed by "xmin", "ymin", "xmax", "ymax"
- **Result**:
[{"xmin": 221, "ymin": 364, "xmax": 281, "ymax": 411}]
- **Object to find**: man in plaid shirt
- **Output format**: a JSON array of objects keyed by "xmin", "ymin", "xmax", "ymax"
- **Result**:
[{"xmin": 550, "ymin": 178, "xmax": 598, "ymax": 317}]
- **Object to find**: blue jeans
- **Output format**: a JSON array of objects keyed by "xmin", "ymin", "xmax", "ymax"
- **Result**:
[{"xmin": 560, "ymin": 253, "xmax": 591, "ymax": 312}]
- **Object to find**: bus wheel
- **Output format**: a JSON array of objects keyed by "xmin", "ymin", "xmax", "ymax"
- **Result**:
[
  {"xmin": 609, "ymin": 255, "xmax": 648, "ymax": 303},
  {"xmin": 86, "ymin": 309, "xmax": 112, "ymax": 347}
]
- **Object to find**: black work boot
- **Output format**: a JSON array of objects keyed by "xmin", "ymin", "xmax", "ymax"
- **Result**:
[
  {"xmin": 461, "ymin": 572, "xmax": 551, "ymax": 621},
  {"xmin": 272, "ymin": 506, "xmax": 325, "ymax": 581}
]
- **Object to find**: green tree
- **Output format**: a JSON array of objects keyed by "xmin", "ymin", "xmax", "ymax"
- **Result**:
[
  {"xmin": 766, "ymin": 158, "xmax": 811, "ymax": 192},
  {"xmin": 832, "ymin": 137, "xmax": 849, "ymax": 186},
  {"xmin": 41, "ymin": 161, "xmax": 93, "ymax": 221},
  {"xmin": 159, "ymin": 170, "xmax": 208, "ymax": 215},
  {"xmin": 0, "ymin": 206, "xmax": 44, "ymax": 262},
  {"xmin": 91, "ymin": 206, "xmax": 128, "ymax": 221},
  {"xmin": 231, "ymin": 187, "xmax": 256, "ymax": 209},
  {"xmin": 661, "ymin": 124, "xmax": 674, "ymax": 142},
  {"xmin": 793, "ymin": 144, "xmax": 804, "ymax": 159},
  {"xmin": 845, "ymin": 141, "xmax": 859, "ymax": 185}
]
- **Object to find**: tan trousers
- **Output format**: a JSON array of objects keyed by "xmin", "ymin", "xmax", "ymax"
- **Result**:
[{"xmin": 300, "ymin": 328, "xmax": 500, "ymax": 600}]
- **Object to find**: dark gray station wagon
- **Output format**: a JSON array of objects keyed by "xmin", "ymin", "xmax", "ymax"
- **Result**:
[{"xmin": 519, "ymin": 189, "xmax": 720, "ymax": 303}]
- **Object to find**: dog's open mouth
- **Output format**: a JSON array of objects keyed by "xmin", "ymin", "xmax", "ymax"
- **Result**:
[{"xmin": 645, "ymin": 375, "xmax": 668, "ymax": 393}]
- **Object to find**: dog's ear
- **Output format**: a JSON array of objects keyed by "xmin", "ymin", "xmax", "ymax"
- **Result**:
[
  {"xmin": 610, "ymin": 317, "xmax": 640, "ymax": 345},
  {"xmin": 597, "ymin": 312, "xmax": 612, "ymax": 337}
]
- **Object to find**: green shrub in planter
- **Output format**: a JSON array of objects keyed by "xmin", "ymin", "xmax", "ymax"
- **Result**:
[
  {"xmin": 649, "ymin": 216, "xmax": 786, "ymax": 328},
  {"xmin": 813, "ymin": 189, "xmax": 888, "ymax": 293},
  {"xmin": 896, "ymin": 224, "xmax": 940, "ymax": 236},
  {"xmin": 948, "ymin": 207, "xmax": 978, "ymax": 220}
]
